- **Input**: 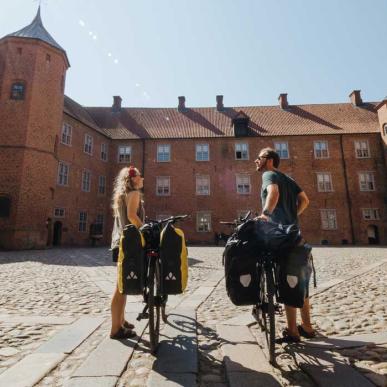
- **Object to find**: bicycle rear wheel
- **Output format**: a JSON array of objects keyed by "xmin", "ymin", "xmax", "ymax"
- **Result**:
[
  {"xmin": 148, "ymin": 258, "xmax": 160, "ymax": 354},
  {"xmin": 266, "ymin": 268, "xmax": 276, "ymax": 364}
]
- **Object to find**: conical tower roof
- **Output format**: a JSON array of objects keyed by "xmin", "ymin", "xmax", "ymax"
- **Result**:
[{"xmin": 5, "ymin": 6, "xmax": 69, "ymax": 65}]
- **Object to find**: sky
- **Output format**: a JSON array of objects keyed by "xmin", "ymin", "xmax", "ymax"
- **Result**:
[{"xmin": 0, "ymin": 0, "xmax": 386, "ymax": 108}]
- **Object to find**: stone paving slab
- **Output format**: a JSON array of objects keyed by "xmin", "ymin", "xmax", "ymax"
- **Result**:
[
  {"xmin": 223, "ymin": 313, "xmax": 256, "ymax": 327},
  {"xmin": 36, "ymin": 316, "xmax": 104, "ymax": 354},
  {"xmin": 0, "ymin": 352, "xmax": 66, "ymax": 387},
  {"xmin": 291, "ymin": 345, "xmax": 374, "ymax": 387},
  {"xmin": 152, "ymin": 308, "xmax": 197, "ymax": 375},
  {"xmin": 227, "ymin": 372, "xmax": 282, "ymax": 387},
  {"xmin": 64, "ymin": 376, "xmax": 118, "ymax": 387},
  {"xmin": 304, "ymin": 331, "xmax": 387, "ymax": 349},
  {"xmin": 71, "ymin": 313, "xmax": 147, "ymax": 378},
  {"xmin": 0, "ymin": 314, "xmax": 75, "ymax": 325},
  {"xmin": 147, "ymin": 372, "xmax": 197, "ymax": 387}
]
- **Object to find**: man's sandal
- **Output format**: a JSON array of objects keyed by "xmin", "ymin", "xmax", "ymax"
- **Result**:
[
  {"xmin": 123, "ymin": 321, "xmax": 135, "ymax": 330},
  {"xmin": 275, "ymin": 329, "xmax": 301, "ymax": 344},
  {"xmin": 297, "ymin": 325, "xmax": 316, "ymax": 339},
  {"xmin": 110, "ymin": 326, "xmax": 136, "ymax": 340}
]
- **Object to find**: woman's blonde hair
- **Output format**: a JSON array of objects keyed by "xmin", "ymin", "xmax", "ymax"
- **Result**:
[{"xmin": 112, "ymin": 166, "xmax": 139, "ymax": 215}]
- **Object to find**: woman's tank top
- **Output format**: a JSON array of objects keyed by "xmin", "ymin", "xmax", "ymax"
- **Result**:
[{"xmin": 111, "ymin": 192, "xmax": 145, "ymax": 249}]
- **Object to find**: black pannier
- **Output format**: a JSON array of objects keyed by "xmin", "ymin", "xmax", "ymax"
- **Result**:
[{"xmin": 117, "ymin": 224, "xmax": 146, "ymax": 295}]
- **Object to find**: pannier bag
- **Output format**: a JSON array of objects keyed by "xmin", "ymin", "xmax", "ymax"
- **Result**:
[
  {"xmin": 277, "ymin": 243, "xmax": 313, "ymax": 308},
  {"xmin": 160, "ymin": 222, "xmax": 188, "ymax": 294},
  {"xmin": 223, "ymin": 229, "xmax": 262, "ymax": 306},
  {"xmin": 118, "ymin": 224, "xmax": 146, "ymax": 295}
]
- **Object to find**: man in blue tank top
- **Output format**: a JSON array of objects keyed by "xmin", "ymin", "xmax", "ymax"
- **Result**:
[{"xmin": 255, "ymin": 147, "xmax": 315, "ymax": 342}]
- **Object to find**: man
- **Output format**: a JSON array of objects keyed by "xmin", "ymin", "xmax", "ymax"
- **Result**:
[{"xmin": 255, "ymin": 147, "xmax": 315, "ymax": 342}]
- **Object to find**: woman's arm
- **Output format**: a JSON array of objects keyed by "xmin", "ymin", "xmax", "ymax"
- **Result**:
[{"xmin": 125, "ymin": 191, "xmax": 143, "ymax": 228}]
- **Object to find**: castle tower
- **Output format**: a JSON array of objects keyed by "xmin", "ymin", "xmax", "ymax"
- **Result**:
[{"xmin": 0, "ymin": 7, "xmax": 70, "ymax": 249}]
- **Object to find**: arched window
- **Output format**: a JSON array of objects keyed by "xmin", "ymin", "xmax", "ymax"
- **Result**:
[
  {"xmin": 10, "ymin": 81, "xmax": 25, "ymax": 100},
  {"xmin": 0, "ymin": 195, "xmax": 11, "ymax": 217}
]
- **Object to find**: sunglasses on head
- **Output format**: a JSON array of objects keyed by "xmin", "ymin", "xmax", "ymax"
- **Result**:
[{"xmin": 256, "ymin": 155, "xmax": 267, "ymax": 161}]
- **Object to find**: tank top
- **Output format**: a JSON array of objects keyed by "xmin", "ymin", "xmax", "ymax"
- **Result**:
[{"xmin": 111, "ymin": 192, "xmax": 145, "ymax": 249}]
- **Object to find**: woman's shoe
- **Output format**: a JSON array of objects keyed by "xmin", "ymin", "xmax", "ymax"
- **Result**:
[
  {"xmin": 275, "ymin": 329, "xmax": 301, "ymax": 344},
  {"xmin": 123, "ymin": 321, "xmax": 135, "ymax": 330},
  {"xmin": 297, "ymin": 325, "xmax": 316, "ymax": 339},
  {"xmin": 110, "ymin": 326, "xmax": 136, "ymax": 340}
]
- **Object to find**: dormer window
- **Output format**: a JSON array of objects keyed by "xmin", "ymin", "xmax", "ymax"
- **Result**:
[
  {"xmin": 10, "ymin": 82, "xmax": 25, "ymax": 100},
  {"xmin": 232, "ymin": 111, "xmax": 250, "ymax": 137}
]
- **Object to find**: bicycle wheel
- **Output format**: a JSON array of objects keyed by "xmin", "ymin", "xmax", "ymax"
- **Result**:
[
  {"xmin": 148, "ymin": 257, "xmax": 160, "ymax": 354},
  {"xmin": 266, "ymin": 267, "xmax": 276, "ymax": 365}
]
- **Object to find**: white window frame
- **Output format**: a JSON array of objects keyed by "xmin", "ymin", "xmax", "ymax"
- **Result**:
[
  {"xmin": 57, "ymin": 161, "xmax": 69, "ymax": 186},
  {"xmin": 316, "ymin": 172, "xmax": 333, "ymax": 192},
  {"xmin": 196, "ymin": 175, "xmax": 210, "ymax": 196},
  {"xmin": 196, "ymin": 143, "xmax": 210, "ymax": 161},
  {"xmin": 314, "ymin": 141, "xmax": 329, "ymax": 159},
  {"xmin": 156, "ymin": 176, "xmax": 170, "ymax": 196},
  {"xmin": 196, "ymin": 212, "xmax": 211, "ymax": 232},
  {"xmin": 235, "ymin": 143, "xmax": 249, "ymax": 160},
  {"xmin": 274, "ymin": 141, "xmax": 289, "ymax": 159},
  {"xmin": 362, "ymin": 208, "xmax": 380, "ymax": 221},
  {"xmin": 236, "ymin": 174, "xmax": 251, "ymax": 194},
  {"xmin": 84, "ymin": 134, "xmax": 93, "ymax": 155},
  {"xmin": 157, "ymin": 144, "xmax": 171, "ymax": 162},
  {"xmin": 101, "ymin": 143, "xmax": 108, "ymax": 161},
  {"xmin": 79, "ymin": 211, "xmax": 87, "ymax": 232},
  {"xmin": 61, "ymin": 123, "xmax": 72, "ymax": 146},
  {"xmin": 118, "ymin": 145, "xmax": 131, "ymax": 163},
  {"xmin": 98, "ymin": 175, "xmax": 106, "ymax": 195},
  {"xmin": 82, "ymin": 170, "xmax": 91, "ymax": 192},
  {"xmin": 359, "ymin": 172, "xmax": 375, "ymax": 191},
  {"xmin": 320, "ymin": 209, "xmax": 337, "ymax": 230},
  {"xmin": 354, "ymin": 140, "xmax": 370, "ymax": 158},
  {"xmin": 54, "ymin": 208, "xmax": 65, "ymax": 218}
]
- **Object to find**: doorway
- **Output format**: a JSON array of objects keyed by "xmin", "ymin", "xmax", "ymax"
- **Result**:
[
  {"xmin": 367, "ymin": 225, "xmax": 379, "ymax": 245},
  {"xmin": 53, "ymin": 221, "xmax": 62, "ymax": 246}
]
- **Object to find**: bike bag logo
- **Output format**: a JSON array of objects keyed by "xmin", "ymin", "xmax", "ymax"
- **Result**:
[
  {"xmin": 165, "ymin": 272, "xmax": 176, "ymax": 280},
  {"xmin": 126, "ymin": 271, "xmax": 138, "ymax": 280}
]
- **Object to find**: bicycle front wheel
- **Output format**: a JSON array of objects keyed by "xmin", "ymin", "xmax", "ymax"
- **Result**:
[{"xmin": 148, "ymin": 258, "xmax": 161, "ymax": 354}]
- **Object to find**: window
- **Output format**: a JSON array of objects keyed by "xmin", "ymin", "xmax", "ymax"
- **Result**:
[
  {"xmin": 197, "ymin": 212, "xmax": 211, "ymax": 232},
  {"xmin": 156, "ymin": 177, "xmax": 170, "ymax": 196},
  {"xmin": 101, "ymin": 143, "xmax": 108, "ymax": 161},
  {"xmin": 236, "ymin": 174, "xmax": 251, "ymax": 194},
  {"xmin": 362, "ymin": 208, "xmax": 380, "ymax": 221},
  {"xmin": 95, "ymin": 214, "xmax": 104, "ymax": 234},
  {"xmin": 84, "ymin": 134, "xmax": 93, "ymax": 155},
  {"xmin": 314, "ymin": 141, "xmax": 329, "ymax": 159},
  {"xmin": 320, "ymin": 209, "xmax": 337, "ymax": 230},
  {"xmin": 54, "ymin": 208, "xmax": 65, "ymax": 218},
  {"xmin": 82, "ymin": 170, "xmax": 91, "ymax": 192},
  {"xmin": 98, "ymin": 176, "xmax": 106, "ymax": 195},
  {"xmin": 354, "ymin": 140, "xmax": 370, "ymax": 158},
  {"xmin": 274, "ymin": 142, "xmax": 289, "ymax": 159},
  {"xmin": 359, "ymin": 172, "xmax": 375, "ymax": 191},
  {"xmin": 316, "ymin": 173, "xmax": 333, "ymax": 192},
  {"xmin": 196, "ymin": 175, "xmax": 210, "ymax": 195},
  {"xmin": 0, "ymin": 195, "xmax": 11, "ymax": 218},
  {"xmin": 383, "ymin": 124, "xmax": 387, "ymax": 136},
  {"xmin": 61, "ymin": 123, "xmax": 72, "ymax": 145},
  {"xmin": 196, "ymin": 144, "xmax": 209, "ymax": 161},
  {"xmin": 79, "ymin": 212, "xmax": 87, "ymax": 232},
  {"xmin": 235, "ymin": 143, "xmax": 249, "ymax": 160},
  {"xmin": 57, "ymin": 162, "xmax": 69, "ymax": 186},
  {"xmin": 10, "ymin": 82, "xmax": 25, "ymax": 100},
  {"xmin": 118, "ymin": 146, "xmax": 131, "ymax": 163},
  {"xmin": 157, "ymin": 144, "xmax": 171, "ymax": 162}
]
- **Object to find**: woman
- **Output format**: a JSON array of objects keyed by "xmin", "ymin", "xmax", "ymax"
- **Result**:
[{"xmin": 110, "ymin": 165, "xmax": 144, "ymax": 339}]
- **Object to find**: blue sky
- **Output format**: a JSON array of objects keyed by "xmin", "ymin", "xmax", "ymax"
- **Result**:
[{"xmin": 1, "ymin": 0, "xmax": 386, "ymax": 108}]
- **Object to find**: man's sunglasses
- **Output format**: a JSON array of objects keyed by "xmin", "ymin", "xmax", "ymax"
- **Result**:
[{"xmin": 256, "ymin": 156, "xmax": 267, "ymax": 161}]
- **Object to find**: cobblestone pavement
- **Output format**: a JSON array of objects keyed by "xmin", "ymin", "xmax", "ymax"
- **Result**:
[{"xmin": 0, "ymin": 246, "xmax": 386, "ymax": 386}]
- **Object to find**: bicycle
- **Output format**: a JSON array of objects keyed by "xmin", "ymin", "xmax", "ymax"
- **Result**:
[{"xmin": 136, "ymin": 214, "xmax": 188, "ymax": 354}]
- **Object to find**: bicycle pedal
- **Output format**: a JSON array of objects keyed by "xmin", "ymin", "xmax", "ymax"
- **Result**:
[{"xmin": 136, "ymin": 312, "xmax": 149, "ymax": 321}]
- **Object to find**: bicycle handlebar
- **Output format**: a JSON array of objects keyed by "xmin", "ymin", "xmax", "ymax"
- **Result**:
[
  {"xmin": 143, "ymin": 214, "xmax": 188, "ymax": 226},
  {"xmin": 219, "ymin": 210, "xmax": 252, "ymax": 227}
]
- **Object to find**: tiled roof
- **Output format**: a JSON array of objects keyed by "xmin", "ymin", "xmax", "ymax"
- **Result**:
[
  {"xmin": 5, "ymin": 7, "xmax": 69, "ymax": 65},
  {"xmin": 85, "ymin": 102, "xmax": 379, "ymax": 140}
]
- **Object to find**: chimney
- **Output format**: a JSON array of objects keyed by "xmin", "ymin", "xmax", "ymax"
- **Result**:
[
  {"xmin": 349, "ymin": 90, "xmax": 362, "ymax": 106},
  {"xmin": 178, "ymin": 96, "xmax": 186, "ymax": 112},
  {"xmin": 112, "ymin": 95, "xmax": 122, "ymax": 112},
  {"xmin": 216, "ymin": 95, "xmax": 224, "ymax": 111},
  {"xmin": 278, "ymin": 93, "xmax": 288, "ymax": 109}
]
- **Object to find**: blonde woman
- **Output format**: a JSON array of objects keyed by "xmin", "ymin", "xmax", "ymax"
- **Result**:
[{"xmin": 110, "ymin": 166, "xmax": 144, "ymax": 339}]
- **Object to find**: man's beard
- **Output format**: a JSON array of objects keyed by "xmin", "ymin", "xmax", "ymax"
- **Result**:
[{"xmin": 257, "ymin": 159, "xmax": 267, "ymax": 172}]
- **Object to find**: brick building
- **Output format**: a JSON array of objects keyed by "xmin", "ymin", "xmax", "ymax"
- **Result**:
[{"xmin": 0, "ymin": 9, "xmax": 386, "ymax": 249}]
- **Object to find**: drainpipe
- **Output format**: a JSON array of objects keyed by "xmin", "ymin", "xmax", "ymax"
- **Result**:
[{"xmin": 340, "ymin": 134, "xmax": 356, "ymax": 244}]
